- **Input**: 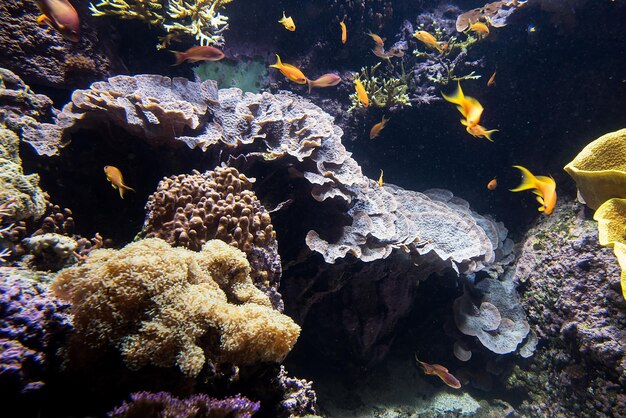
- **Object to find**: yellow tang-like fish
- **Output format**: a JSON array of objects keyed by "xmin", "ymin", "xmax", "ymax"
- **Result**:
[
  {"xmin": 468, "ymin": 21, "xmax": 490, "ymax": 38},
  {"xmin": 104, "ymin": 166, "xmax": 135, "ymax": 199},
  {"xmin": 35, "ymin": 0, "xmax": 80, "ymax": 42},
  {"xmin": 413, "ymin": 30, "xmax": 442, "ymax": 53},
  {"xmin": 340, "ymin": 17, "xmax": 347, "ymax": 44},
  {"xmin": 510, "ymin": 165, "xmax": 557, "ymax": 215},
  {"xmin": 354, "ymin": 77, "xmax": 369, "ymax": 107},
  {"xmin": 269, "ymin": 54, "xmax": 307, "ymax": 84},
  {"xmin": 278, "ymin": 11, "xmax": 295, "ymax": 31},
  {"xmin": 442, "ymin": 81, "xmax": 484, "ymax": 128}
]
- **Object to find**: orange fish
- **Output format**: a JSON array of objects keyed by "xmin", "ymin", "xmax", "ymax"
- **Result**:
[
  {"xmin": 104, "ymin": 166, "xmax": 135, "ymax": 199},
  {"xmin": 370, "ymin": 116, "xmax": 389, "ymax": 139},
  {"xmin": 510, "ymin": 165, "xmax": 557, "ymax": 214},
  {"xmin": 413, "ymin": 30, "xmax": 442, "ymax": 53},
  {"xmin": 487, "ymin": 177, "xmax": 498, "ymax": 190},
  {"xmin": 35, "ymin": 0, "xmax": 80, "ymax": 42},
  {"xmin": 269, "ymin": 54, "xmax": 307, "ymax": 84},
  {"xmin": 171, "ymin": 46, "xmax": 225, "ymax": 65},
  {"xmin": 465, "ymin": 123, "xmax": 498, "ymax": 142},
  {"xmin": 415, "ymin": 355, "xmax": 461, "ymax": 389},
  {"xmin": 354, "ymin": 77, "xmax": 369, "ymax": 107},
  {"xmin": 340, "ymin": 17, "xmax": 347, "ymax": 44},
  {"xmin": 442, "ymin": 81, "xmax": 484, "ymax": 128},
  {"xmin": 378, "ymin": 169, "xmax": 384, "ymax": 187},
  {"xmin": 307, "ymin": 74, "xmax": 342, "ymax": 93},
  {"xmin": 468, "ymin": 21, "xmax": 490, "ymax": 38},
  {"xmin": 487, "ymin": 69, "xmax": 497, "ymax": 87},
  {"xmin": 366, "ymin": 31, "xmax": 385, "ymax": 48},
  {"xmin": 372, "ymin": 44, "xmax": 404, "ymax": 60}
]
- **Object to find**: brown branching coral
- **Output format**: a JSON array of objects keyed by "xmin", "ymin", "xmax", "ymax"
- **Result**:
[
  {"xmin": 142, "ymin": 166, "xmax": 281, "ymax": 303},
  {"xmin": 52, "ymin": 238, "xmax": 300, "ymax": 377}
]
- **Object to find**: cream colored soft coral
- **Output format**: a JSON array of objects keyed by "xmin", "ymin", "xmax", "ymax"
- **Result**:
[{"xmin": 52, "ymin": 238, "xmax": 299, "ymax": 377}]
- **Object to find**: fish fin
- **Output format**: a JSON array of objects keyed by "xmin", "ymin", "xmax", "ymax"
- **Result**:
[
  {"xmin": 510, "ymin": 165, "xmax": 538, "ymax": 192},
  {"xmin": 170, "ymin": 51, "xmax": 185, "ymax": 66},
  {"xmin": 442, "ymin": 82, "xmax": 465, "ymax": 105},
  {"xmin": 36, "ymin": 14, "xmax": 52, "ymax": 28},
  {"xmin": 119, "ymin": 187, "xmax": 125, "ymax": 199},
  {"xmin": 307, "ymin": 78, "xmax": 313, "ymax": 94},
  {"xmin": 538, "ymin": 206, "xmax": 545, "ymax": 212},
  {"xmin": 535, "ymin": 175, "xmax": 554, "ymax": 185},
  {"xmin": 269, "ymin": 54, "xmax": 282, "ymax": 69},
  {"xmin": 483, "ymin": 129, "xmax": 498, "ymax": 142},
  {"xmin": 536, "ymin": 195, "xmax": 545, "ymax": 204}
]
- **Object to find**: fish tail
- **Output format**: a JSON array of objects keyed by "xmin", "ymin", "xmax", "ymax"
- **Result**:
[
  {"xmin": 442, "ymin": 81, "xmax": 465, "ymax": 105},
  {"xmin": 170, "ymin": 51, "xmax": 185, "ymax": 66},
  {"xmin": 483, "ymin": 129, "xmax": 498, "ymax": 142},
  {"xmin": 510, "ymin": 165, "xmax": 538, "ymax": 192},
  {"xmin": 269, "ymin": 54, "xmax": 282, "ymax": 69}
]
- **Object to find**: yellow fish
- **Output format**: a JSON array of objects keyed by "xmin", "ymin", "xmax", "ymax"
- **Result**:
[
  {"xmin": 465, "ymin": 123, "xmax": 498, "ymax": 142},
  {"xmin": 468, "ymin": 21, "xmax": 490, "ymax": 38},
  {"xmin": 510, "ymin": 165, "xmax": 557, "ymax": 215},
  {"xmin": 278, "ymin": 12, "xmax": 295, "ymax": 31},
  {"xmin": 354, "ymin": 77, "xmax": 369, "ymax": 107},
  {"xmin": 370, "ymin": 116, "xmax": 389, "ymax": 139},
  {"xmin": 442, "ymin": 81, "xmax": 484, "ymax": 128},
  {"xmin": 340, "ymin": 17, "xmax": 347, "ymax": 44},
  {"xmin": 35, "ymin": 0, "xmax": 80, "ymax": 42},
  {"xmin": 269, "ymin": 54, "xmax": 307, "ymax": 84},
  {"xmin": 378, "ymin": 169, "xmax": 384, "ymax": 187},
  {"xmin": 366, "ymin": 31, "xmax": 385, "ymax": 48},
  {"xmin": 104, "ymin": 166, "xmax": 135, "ymax": 199},
  {"xmin": 413, "ymin": 30, "xmax": 442, "ymax": 53}
]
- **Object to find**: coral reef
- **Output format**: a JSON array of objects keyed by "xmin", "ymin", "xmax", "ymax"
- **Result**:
[
  {"xmin": 505, "ymin": 199, "xmax": 626, "ymax": 416},
  {"xmin": 108, "ymin": 391, "xmax": 259, "ymax": 418},
  {"xmin": 348, "ymin": 62, "xmax": 411, "ymax": 111},
  {"xmin": 0, "ymin": 269, "xmax": 73, "ymax": 397},
  {"xmin": 0, "ymin": 129, "xmax": 47, "ymax": 222},
  {"xmin": 142, "ymin": 166, "xmax": 282, "ymax": 308},
  {"xmin": 456, "ymin": 1, "xmax": 528, "ymax": 32},
  {"xmin": 23, "ymin": 75, "xmax": 219, "ymax": 156},
  {"xmin": 52, "ymin": 238, "xmax": 300, "ymax": 377},
  {"xmin": 0, "ymin": 1, "xmax": 126, "ymax": 88},
  {"xmin": 90, "ymin": 0, "xmax": 232, "ymax": 47},
  {"xmin": 22, "ymin": 233, "xmax": 78, "ymax": 272},
  {"xmin": 564, "ymin": 128, "xmax": 626, "ymax": 210}
]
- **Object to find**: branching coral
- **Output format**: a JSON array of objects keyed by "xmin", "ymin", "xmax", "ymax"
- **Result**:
[
  {"xmin": 348, "ymin": 62, "xmax": 411, "ymax": 111},
  {"xmin": 90, "ymin": 0, "xmax": 232, "ymax": 47},
  {"xmin": 52, "ymin": 238, "xmax": 300, "ymax": 377}
]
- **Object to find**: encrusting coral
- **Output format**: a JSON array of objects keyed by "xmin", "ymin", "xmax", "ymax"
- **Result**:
[
  {"xmin": 52, "ymin": 238, "xmax": 300, "ymax": 377},
  {"xmin": 90, "ymin": 0, "xmax": 232, "ymax": 48}
]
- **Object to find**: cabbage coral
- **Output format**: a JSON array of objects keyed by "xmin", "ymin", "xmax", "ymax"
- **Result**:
[{"xmin": 52, "ymin": 238, "xmax": 300, "ymax": 377}]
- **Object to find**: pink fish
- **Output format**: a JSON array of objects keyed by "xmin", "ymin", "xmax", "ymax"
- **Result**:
[
  {"xmin": 171, "ymin": 46, "xmax": 225, "ymax": 65},
  {"xmin": 307, "ymin": 74, "xmax": 342, "ymax": 93},
  {"xmin": 415, "ymin": 354, "xmax": 462, "ymax": 389}
]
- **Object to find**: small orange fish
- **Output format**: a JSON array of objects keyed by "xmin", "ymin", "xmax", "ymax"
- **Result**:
[
  {"xmin": 366, "ymin": 31, "xmax": 385, "ymax": 48},
  {"xmin": 171, "ymin": 46, "xmax": 225, "ymax": 65},
  {"xmin": 35, "ymin": 0, "xmax": 80, "ymax": 42},
  {"xmin": 104, "ymin": 166, "xmax": 135, "ymax": 199},
  {"xmin": 510, "ymin": 165, "xmax": 557, "ymax": 215},
  {"xmin": 487, "ymin": 177, "xmax": 498, "ymax": 190},
  {"xmin": 487, "ymin": 69, "xmax": 497, "ymax": 87},
  {"xmin": 415, "ymin": 354, "xmax": 461, "ymax": 389},
  {"xmin": 442, "ymin": 82, "xmax": 484, "ymax": 128},
  {"xmin": 413, "ymin": 30, "xmax": 442, "ymax": 53},
  {"xmin": 369, "ymin": 116, "xmax": 389, "ymax": 139},
  {"xmin": 269, "ymin": 54, "xmax": 307, "ymax": 84},
  {"xmin": 278, "ymin": 12, "xmax": 295, "ymax": 31},
  {"xmin": 307, "ymin": 74, "xmax": 342, "ymax": 93},
  {"xmin": 340, "ymin": 17, "xmax": 347, "ymax": 44},
  {"xmin": 354, "ymin": 77, "xmax": 369, "ymax": 107},
  {"xmin": 465, "ymin": 123, "xmax": 498, "ymax": 142},
  {"xmin": 378, "ymin": 169, "xmax": 384, "ymax": 187},
  {"xmin": 468, "ymin": 21, "xmax": 490, "ymax": 38}
]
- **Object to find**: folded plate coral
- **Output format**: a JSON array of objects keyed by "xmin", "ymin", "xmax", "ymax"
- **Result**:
[
  {"xmin": 564, "ymin": 128, "xmax": 626, "ymax": 210},
  {"xmin": 52, "ymin": 238, "xmax": 300, "ymax": 377}
]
